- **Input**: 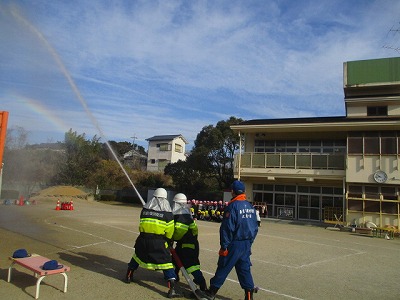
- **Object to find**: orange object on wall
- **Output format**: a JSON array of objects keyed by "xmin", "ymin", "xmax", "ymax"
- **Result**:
[{"xmin": 0, "ymin": 111, "xmax": 9, "ymax": 170}]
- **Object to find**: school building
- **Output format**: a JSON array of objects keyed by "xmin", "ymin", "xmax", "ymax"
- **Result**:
[{"xmin": 231, "ymin": 57, "xmax": 400, "ymax": 228}]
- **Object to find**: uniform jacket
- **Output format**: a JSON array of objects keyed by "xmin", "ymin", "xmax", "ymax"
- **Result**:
[
  {"xmin": 220, "ymin": 194, "xmax": 258, "ymax": 250},
  {"xmin": 132, "ymin": 206, "xmax": 175, "ymax": 270}
]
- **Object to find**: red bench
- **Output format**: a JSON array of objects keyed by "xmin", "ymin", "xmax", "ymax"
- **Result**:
[{"xmin": 7, "ymin": 254, "xmax": 70, "ymax": 299}]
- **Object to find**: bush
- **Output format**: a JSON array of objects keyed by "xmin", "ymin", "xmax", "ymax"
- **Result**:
[{"xmin": 99, "ymin": 194, "xmax": 117, "ymax": 201}]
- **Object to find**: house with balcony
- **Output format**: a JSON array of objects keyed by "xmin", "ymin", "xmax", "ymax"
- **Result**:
[
  {"xmin": 146, "ymin": 134, "xmax": 188, "ymax": 172},
  {"xmin": 231, "ymin": 57, "xmax": 400, "ymax": 227}
]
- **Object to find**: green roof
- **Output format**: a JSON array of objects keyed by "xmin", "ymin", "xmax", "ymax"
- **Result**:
[{"xmin": 344, "ymin": 57, "xmax": 400, "ymax": 87}]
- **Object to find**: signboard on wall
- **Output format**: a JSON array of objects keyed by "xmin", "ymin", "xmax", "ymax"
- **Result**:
[{"xmin": 278, "ymin": 207, "xmax": 294, "ymax": 219}]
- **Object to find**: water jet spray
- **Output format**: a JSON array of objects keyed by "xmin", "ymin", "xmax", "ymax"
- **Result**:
[{"xmin": 9, "ymin": 7, "xmax": 146, "ymax": 205}]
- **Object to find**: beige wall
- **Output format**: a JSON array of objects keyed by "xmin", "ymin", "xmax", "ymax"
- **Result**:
[
  {"xmin": 389, "ymin": 105, "xmax": 400, "ymax": 116},
  {"xmin": 346, "ymin": 156, "xmax": 399, "ymax": 183},
  {"xmin": 346, "ymin": 106, "xmax": 366, "ymax": 117},
  {"xmin": 170, "ymin": 137, "xmax": 187, "ymax": 163}
]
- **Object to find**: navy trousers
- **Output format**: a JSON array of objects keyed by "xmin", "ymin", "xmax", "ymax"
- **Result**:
[{"xmin": 210, "ymin": 240, "xmax": 254, "ymax": 290}]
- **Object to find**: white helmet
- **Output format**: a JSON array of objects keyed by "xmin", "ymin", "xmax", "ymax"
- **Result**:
[
  {"xmin": 153, "ymin": 188, "xmax": 167, "ymax": 199},
  {"xmin": 173, "ymin": 193, "xmax": 187, "ymax": 203}
]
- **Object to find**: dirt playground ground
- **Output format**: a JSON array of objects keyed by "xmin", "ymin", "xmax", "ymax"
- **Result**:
[{"xmin": 1, "ymin": 190, "xmax": 400, "ymax": 300}]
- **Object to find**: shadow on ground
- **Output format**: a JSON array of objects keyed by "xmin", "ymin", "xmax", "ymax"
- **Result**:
[
  {"xmin": 0, "ymin": 267, "xmax": 64, "ymax": 298},
  {"xmin": 57, "ymin": 251, "xmax": 232, "ymax": 299},
  {"xmin": 58, "ymin": 251, "xmax": 191, "ymax": 298}
]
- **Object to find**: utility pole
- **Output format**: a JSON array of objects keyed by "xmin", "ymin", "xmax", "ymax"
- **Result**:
[
  {"xmin": 130, "ymin": 134, "xmax": 137, "ymax": 168},
  {"xmin": 130, "ymin": 134, "xmax": 137, "ymax": 151}
]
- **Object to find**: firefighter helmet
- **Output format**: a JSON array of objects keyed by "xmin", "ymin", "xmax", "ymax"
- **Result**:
[
  {"xmin": 153, "ymin": 188, "xmax": 167, "ymax": 199},
  {"xmin": 173, "ymin": 193, "xmax": 187, "ymax": 203}
]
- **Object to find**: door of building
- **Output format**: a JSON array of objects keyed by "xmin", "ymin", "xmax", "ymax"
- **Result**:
[{"xmin": 298, "ymin": 194, "xmax": 321, "ymax": 221}]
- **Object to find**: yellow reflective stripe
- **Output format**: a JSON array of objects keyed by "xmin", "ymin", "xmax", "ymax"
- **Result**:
[
  {"xmin": 189, "ymin": 222, "xmax": 198, "ymax": 236},
  {"xmin": 173, "ymin": 228, "xmax": 185, "ymax": 240},
  {"xmin": 165, "ymin": 220, "xmax": 174, "ymax": 239},
  {"xmin": 182, "ymin": 243, "xmax": 195, "ymax": 249},
  {"xmin": 140, "ymin": 218, "xmax": 171, "ymax": 236},
  {"xmin": 175, "ymin": 222, "xmax": 189, "ymax": 231},
  {"xmin": 133, "ymin": 254, "xmax": 174, "ymax": 270},
  {"xmin": 186, "ymin": 264, "xmax": 201, "ymax": 274},
  {"xmin": 173, "ymin": 222, "xmax": 189, "ymax": 240}
]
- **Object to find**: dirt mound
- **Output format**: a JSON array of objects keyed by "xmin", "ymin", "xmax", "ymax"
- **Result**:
[{"xmin": 31, "ymin": 186, "xmax": 92, "ymax": 201}]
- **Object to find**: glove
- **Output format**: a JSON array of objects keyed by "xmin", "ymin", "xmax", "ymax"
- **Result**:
[{"xmin": 218, "ymin": 248, "xmax": 228, "ymax": 257}]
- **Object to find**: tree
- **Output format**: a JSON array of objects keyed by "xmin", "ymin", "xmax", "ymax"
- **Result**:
[
  {"xmin": 53, "ymin": 129, "xmax": 102, "ymax": 186},
  {"xmin": 192, "ymin": 116, "xmax": 243, "ymax": 190},
  {"xmin": 5, "ymin": 126, "xmax": 28, "ymax": 150},
  {"xmin": 88, "ymin": 159, "xmax": 131, "ymax": 189},
  {"xmin": 165, "ymin": 116, "xmax": 243, "ymax": 195}
]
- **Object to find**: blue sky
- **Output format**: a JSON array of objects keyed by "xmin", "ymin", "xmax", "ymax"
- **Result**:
[{"xmin": 1, "ymin": 0, "xmax": 399, "ymax": 149}]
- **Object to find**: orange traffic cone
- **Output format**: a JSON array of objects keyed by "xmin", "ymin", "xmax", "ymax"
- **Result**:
[
  {"xmin": 70, "ymin": 201, "xmax": 74, "ymax": 211},
  {"xmin": 19, "ymin": 196, "xmax": 24, "ymax": 206},
  {"xmin": 55, "ymin": 200, "xmax": 61, "ymax": 211}
]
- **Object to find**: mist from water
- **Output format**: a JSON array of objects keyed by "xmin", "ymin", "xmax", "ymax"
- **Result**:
[{"xmin": 10, "ymin": 7, "xmax": 145, "ymax": 205}]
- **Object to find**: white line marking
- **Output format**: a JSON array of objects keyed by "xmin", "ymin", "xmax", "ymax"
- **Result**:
[
  {"xmin": 46, "ymin": 221, "xmax": 134, "ymax": 249},
  {"xmin": 201, "ymin": 270, "xmax": 304, "ymax": 300},
  {"xmin": 44, "ymin": 215, "xmax": 313, "ymax": 299}
]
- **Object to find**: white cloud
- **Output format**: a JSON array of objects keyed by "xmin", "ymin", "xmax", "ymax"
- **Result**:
[{"xmin": 1, "ymin": 0, "xmax": 400, "ymax": 148}]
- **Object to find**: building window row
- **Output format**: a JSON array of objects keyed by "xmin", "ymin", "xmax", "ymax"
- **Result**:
[
  {"xmin": 254, "ymin": 139, "xmax": 346, "ymax": 154},
  {"xmin": 347, "ymin": 131, "xmax": 400, "ymax": 155},
  {"xmin": 348, "ymin": 184, "xmax": 398, "ymax": 200},
  {"xmin": 253, "ymin": 184, "xmax": 344, "ymax": 221},
  {"xmin": 367, "ymin": 106, "xmax": 387, "ymax": 116}
]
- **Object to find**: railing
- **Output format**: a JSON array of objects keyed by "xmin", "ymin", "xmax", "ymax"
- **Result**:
[{"xmin": 237, "ymin": 152, "xmax": 345, "ymax": 170}]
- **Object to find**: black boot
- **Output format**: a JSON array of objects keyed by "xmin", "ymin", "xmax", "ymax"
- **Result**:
[
  {"xmin": 174, "ymin": 267, "xmax": 180, "ymax": 282},
  {"xmin": 194, "ymin": 276, "xmax": 207, "ymax": 291},
  {"xmin": 125, "ymin": 268, "xmax": 134, "ymax": 284},
  {"xmin": 199, "ymin": 278, "xmax": 207, "ymax": 291},
  {"xmin": 167, "ymin": 279, "xmax": 181, "ymax": 298},
  {"xmin": 244, "ymin": 288, "xmax": 257, "ymax": 300},
  {"xmin": 204, "ymin": 285, "xmax": 219, "ymax": 300}
]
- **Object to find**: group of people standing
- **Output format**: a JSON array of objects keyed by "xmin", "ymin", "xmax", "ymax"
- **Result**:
[
  {"xmin": 189, "ymin": 200, "xmax": 227, "ymax": 222},
  {"xmin": 125, "ymin": 180, "xmax": 259, "ymax": 300}
]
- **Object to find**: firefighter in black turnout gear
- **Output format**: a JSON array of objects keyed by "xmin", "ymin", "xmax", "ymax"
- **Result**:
[
  {"xmin": 125, "ymin": 188, "xmax": 181, "ymax": 298},
  {"xmin": 172, "ymin": 193, "xmax": 207, "ymax": 291}
]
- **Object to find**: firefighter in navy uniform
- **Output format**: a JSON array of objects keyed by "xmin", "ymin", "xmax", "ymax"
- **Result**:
[
  {"xmin": 204, "ymin": 180, "xmax": 259, "ymax": 300},
  {"xmin": 172, "ymin": 193, "xmax": 207, "ymax": 291},
  {"xmin": 125, "ymin": 188, "xmax": 180, "ymax": 298}
]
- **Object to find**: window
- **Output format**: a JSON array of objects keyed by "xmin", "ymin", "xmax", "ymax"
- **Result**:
[
  {"xmin": 158, "ymin": 159, "xmax": 169, "ymax": 169},
  {"xmin": 175, "ymin": 144, "xmax": 183, "ymax": 153},
  {"xmin": 150, "ymin": 159, "xmax": 156, "ymax": 164},
  {"xmin": 367, "ymin": 106, "xmax": 387, "ymax": 116},
  {"xmin": 364, "ymin": 133, "xmax": 379, "ymax": 154},
  {"xmin": 381, "ymin": 187, "xmax": 397, "ymax": 200},
  {"xmin": 348, "ymin": 185, "xmax": 362, "ymax": 198},
  {"xmin": 157, "ymin": 143, "xmax": 170, "ymax": 151},
  {"xmin": 364, "ymin": 201, "xmax": 379, "ymax": 212},
  {"xmin": 381, "ymin": 137, "xmax": 396, "ymax": 154},
  {"xmin": 348, "ymin": 137, "xmax": 363, "ymax": 154},
  {"xmin": 322, "ymin": 196, "xmax": 334, "ymax": 207},
  {"xmin": 348, "ymin": 200, "xmax": 363, "ymax": 211},
  {"xmin": 364, "ymin": 186, "xmax": 379, "ymax": 199},
  {"xmin": 253, "ymin": 192, "xmax": 264, "ymax": 202},
  {"xmin": 382, "ymin": 202, "xmax": 397, "ymax": 214}
]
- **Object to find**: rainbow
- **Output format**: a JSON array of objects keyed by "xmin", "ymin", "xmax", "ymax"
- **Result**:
[{"xmin": 10, "ymin": 92, "xmax": 70, "ymax": 133}]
